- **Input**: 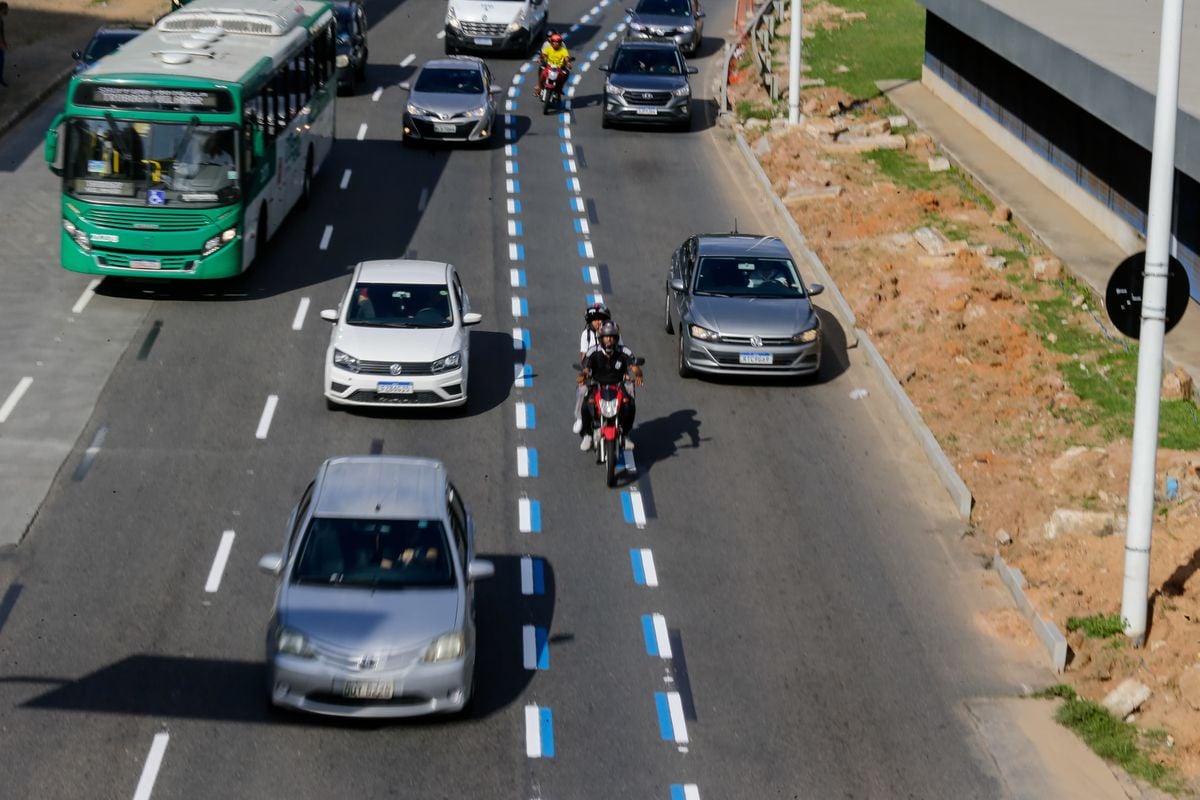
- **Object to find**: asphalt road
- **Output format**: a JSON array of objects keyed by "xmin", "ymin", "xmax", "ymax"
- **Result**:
[{"xmin": 0, "ymin": 0, "xmax": 1044, "ymax": 797}]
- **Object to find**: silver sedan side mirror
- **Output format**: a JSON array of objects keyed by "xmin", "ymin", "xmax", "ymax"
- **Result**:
[
  {"xmin": 467, "ymin": 559, "xmax": 495, "ymax": 581},
  {"xmin": 670, "ymin": 277, "xmax": 686, "ymax": 292},
  {"xmin": 808, "ymin": 283, "xmax": 825, "ymax": 296},
  {"xmin": 258, "ymin": 553, "xmax": 284, "ymax": 575},
  {"xmin": 398, "ymin": 80, "xmax": 411, "ymax": 91}
]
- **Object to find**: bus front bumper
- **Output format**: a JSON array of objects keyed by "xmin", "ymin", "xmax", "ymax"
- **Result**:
[{"xmin": 61, "ymin": 231, "xmax": 243, "ymax": 280}]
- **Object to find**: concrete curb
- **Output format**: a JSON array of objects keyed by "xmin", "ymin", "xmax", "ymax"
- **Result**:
[
  {"xmin": 993, "ymin": 551, "xmax": 1070, "ymax": 672},
  {"xmin": 729, "ymin": 129, "xmax": 976, "ymax": 520},
  {"xmin": 0, "ymin": 65, "xmax": 72, "ymax": 142}
]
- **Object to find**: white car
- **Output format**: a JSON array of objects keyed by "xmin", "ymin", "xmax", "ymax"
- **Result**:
[{"xmin": 321, "ymin": 259, "xmax": 482, "ymax": 409}]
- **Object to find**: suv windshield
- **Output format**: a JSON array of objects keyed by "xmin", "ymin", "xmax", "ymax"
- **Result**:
[
  {"xmin": 64, "ymin": 118, "xmax": 239, "ymax": 206},
  {"xmin": 635, "ymin": 0, "xmax": 692, "ymax": 15},
  {"xmin": 292, "ymin": 517, "xmax": 455, "ymax": 589},
  {"xmin": 347, "ymin": 282, "xmax": 454, "ymax": 328},
  {"xmin": 693, "ymin": 256, "xmax": 805, "ymax": 297},
  {"xmin": 611, "ymin": 48, "xmax": 683, "ymax": 75},
  {"xmin": 414, "ymin": 67, "xmax": 484, "ymax": 95}
]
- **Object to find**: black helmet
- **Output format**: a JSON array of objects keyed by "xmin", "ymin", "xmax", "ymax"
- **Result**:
[
  {"xmin": 598, "ymin": 320, "xmax": 619, "ymax": 353},
  {"xmin": 585, "ymin": 302, "xmax": 611, "ymax": 324}
]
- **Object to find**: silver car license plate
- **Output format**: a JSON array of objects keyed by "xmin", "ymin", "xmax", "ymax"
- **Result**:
[
  {"xmin": 473, "ymin": 37, "xmax": 493, "ymax": 46},
  {"xmin": 635, "ymin": 108, "xmax": 658, "ymax": 115},
  {"xmin": 433, "ymin": 123, "xmax": 456, "ymax": 133},
  {"xmin": 342, "ymin": 680, "xmax": 394, "ymax": 699},
  {"xmin": 377, "ymin": 381, "xmax": 414, "ymax": 394},
  {"xmin": 739, "ymin": 352, "xmax": 773, "ymax": 365}
]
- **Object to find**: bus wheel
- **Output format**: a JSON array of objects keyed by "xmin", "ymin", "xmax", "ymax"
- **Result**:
[{"xmin": 300, "ymin": 153, "xmax": 313, "ymax": 210}]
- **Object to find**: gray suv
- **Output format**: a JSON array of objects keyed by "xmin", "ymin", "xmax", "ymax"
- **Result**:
[
  {"xmin": 600, "ymin": 41, "xmax": 697, "ymax": 130},
  {"xmin": 626, "ymin": 0, "xmax": 704, "ymax": 55},
  {"xmin": 258, "ymin": 456, "xmax": 494, "ymax": 718}
]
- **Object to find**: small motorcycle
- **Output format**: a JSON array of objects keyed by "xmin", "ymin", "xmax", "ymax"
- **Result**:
[
  {"xmin": 579, "ymin": 357, "xmax": 644, "ymax": 487},
  {"xmin": 539, "ymin": 61, "xmax": 571, "ymax": 114}
]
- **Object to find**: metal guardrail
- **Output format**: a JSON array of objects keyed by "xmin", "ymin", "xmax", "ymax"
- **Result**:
[{"xmin": 719, "ymin": 0, "xmax": 783, "ymax": 113}]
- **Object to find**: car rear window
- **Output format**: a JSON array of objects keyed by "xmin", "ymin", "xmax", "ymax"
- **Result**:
[{"xmin": 292, "ymin": 517, "xmax": 455, "ymax": 589}]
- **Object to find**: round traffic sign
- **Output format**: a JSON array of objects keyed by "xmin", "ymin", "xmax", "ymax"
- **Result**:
[{"xmin": 1105, "ymin": 252, "xmax": 1190, "ymax": 339}]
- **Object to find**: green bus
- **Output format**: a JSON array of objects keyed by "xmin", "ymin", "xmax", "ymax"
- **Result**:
[{"xmin": 45, "ymin": 0, "xmax": 337, "ymax": 279}]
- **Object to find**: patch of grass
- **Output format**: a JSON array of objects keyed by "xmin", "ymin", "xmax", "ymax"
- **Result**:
[
  {"xmin": 862, "ymin": 149, "xmax": 947, "ymax": 191},
  {"xmin": 800, "ymin": 0, "xmax": 925, "ymax": 99},
  {"xmin": 735, "ymin": 100, "xmax": 777, "ymax": 121},
  {"xmin": 1032, "ymin": 685, "xmax": 1185, "ymax": 794},
  {"xmin": 1065, "ymin": 612, "xmax": 1124, "ymax": 639},
  {"xmin": 994, "ymin": 248, "xmax": 1028, "ymax": 266},
  {"xmin": 948, "ymin": 169, "xmax": 995, "ymax": 212}
]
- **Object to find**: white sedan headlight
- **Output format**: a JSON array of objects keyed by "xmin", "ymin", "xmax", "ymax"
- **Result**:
[
  {"xmin": 464, "ymin": 105, "xmax": 488, "ymax": 118},
  {"xmin": 333, "ymin": 348, "xmax": 360, "ymax": 373},
  {"xmin": 278, "ymin": 627, "xmax": 315, "ymax": 658},
  {"xmin": 432, "ymin": 351, "xmax": 462, "ymax": 372},
  {"xmin": 423, "ymin": 631, "xmax": 465, "ymax": 662},
  {"xmin": 407, "ymin": 102, "xmax": 431, "ymax": 116}
]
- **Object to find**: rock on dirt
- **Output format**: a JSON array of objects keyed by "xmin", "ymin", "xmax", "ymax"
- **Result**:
[
  {"xmin": 1162, "ymin": 367, "xmax": 1194, "ymax": 401},
  {"xmin": 745, "ymin": 117, "xmax": 770, "ymax": 132},
  {"xmin": 990, "ymin": 204, "xmax": 1012, "ymax": 224},
  {"xmin": 928, "ymin": 156, "xmax": 951, "ymax": 172},
  {"xmin": 1102, "ymin": 679, "xmax": 1152, "ymax": 720},
  {"xmin": 913, "ymin": 226, "xmax": 950, "ymax": 255},
  {"xmin": 1043, "ymin": 508, "xmax": 1116, "ymax": 539},
  {"xmin": 1031, "ymin": 256, "xmax": 1062, "ymax": 281},
  {"xmin": 1179, "ymin": 667, "xmax": 1200, "ymax": 712},
  {"xmin": 1049, "ymin": 446, "xmax": 1107, "ymax": 480}
]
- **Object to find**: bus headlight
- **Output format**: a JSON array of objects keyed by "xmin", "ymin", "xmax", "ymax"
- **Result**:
[
  {"xmin": 202, "ymin": 227, "xmax": 237, "ymax": 256},
  {"xmin": 63, "ymin": 219, "xmax": 91, "ymax": 252}
]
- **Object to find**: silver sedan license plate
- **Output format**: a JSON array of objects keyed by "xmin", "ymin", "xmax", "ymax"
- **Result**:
[
  {"xmin": 342, "ymin": 680, "xmax": 394, "ymax": 700},
  {"xmin": 377, "ymin": 381, "xmax": 414, "ymax": 394},
  {"xmin": 433, "ymin": 122, "xmax": 456, "ymax": 133},
  {"xmin": 739, "ymin": 352, "xmax": 773, "ymax": 365}
]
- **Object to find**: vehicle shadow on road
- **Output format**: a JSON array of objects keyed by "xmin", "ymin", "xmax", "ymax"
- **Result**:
[
  {"xmin": 627, "ymin": 408, "xmax": 706, "ymax": 476},
  {"xmin": 9, "ymin": 555, "xmax": 553, "ymax": 728}
]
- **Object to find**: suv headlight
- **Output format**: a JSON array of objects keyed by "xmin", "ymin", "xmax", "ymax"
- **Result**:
[
  {"xmin": 679, "ymin": 24, "xmax": 694, "ymax": 32},
  {"xmin": 672, "ymin": 85, "xmax": 691, "ymax": 96},
  {"xmin": 335, "ymin": 53, "xmax": 350, "ymax": 68},
  {"xmin": 606, "ymin": 83, "xmax": 625, "ymax": 97},
  {"xmin": 432, "ymin": 351, "xmax": 461, "ymax": 372},
  {"xmin": 792, "ymin": 327, "xmax": 820, "ymax": 344},
  {"xmin": 423, "ymin": 631, "xmax": 465, "ymax": 662},
  {"xmin": 689, "ymin": 324, "xmax": 719, "ymax": 342},
  {"xmin": 202, "ymin": 226, "xmax": 237, "ymax": 256},
  {"xmin": 63, "ymin": 219, "xmax": 91, "ymax": 252},
  {"xmin": 333, "ymin": 348, "xmax": 360, "ymax": 373},
  {"xmin": 629, "ymin": 21, "xmax": 646, "ymax": 30},
  {"xmin": 446, "ymin": 6, "xmax": 461, "ymax": 28},
  {"xmin": 278, "ymin": 627, "xmax": 315, "ymax": 658}
]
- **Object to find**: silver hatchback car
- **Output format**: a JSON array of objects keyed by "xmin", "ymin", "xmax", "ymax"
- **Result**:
[{"xmin": 258, "ymin": 456, "xmax": 494, "ymax": 718}]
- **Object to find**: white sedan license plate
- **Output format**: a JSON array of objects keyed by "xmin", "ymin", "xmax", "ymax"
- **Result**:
[
  {"xmin": 129, "ymin": 259, "xmax": 162, "ymax": 269},
  {"xmin": 473, "ymin": 37, "xmax": 493, "ymax": 46},
  {"xmin": 377, "ymin": 381, "xmax": 414, "ymax": 394},
  {"xmin": 342, "ymin": 680, "xmax": 394, "ymax": 700},
  {"xmin": 433, "ymin": 122, "xmax": 457, "ymax": 133},
  {"xmin": 635, "ymin": 108, "xmax": 658, "ymax": 115},
  {"xmin": 739, "ymin": 352, "xmax": 773, "ymax": 365}
]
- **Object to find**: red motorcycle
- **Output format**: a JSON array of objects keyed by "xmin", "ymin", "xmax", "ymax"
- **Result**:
[
  {"xmin": 582, "ymin": 355, "xmax": 644, "ymax": 487},
  {"xmin": 539, "ymin": 60, "xmax": 571, "ymax": 114}
]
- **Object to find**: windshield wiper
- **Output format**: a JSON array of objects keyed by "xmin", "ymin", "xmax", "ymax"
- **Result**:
[{"xmin": 102, "ymin": 112, "xmax": 132, "ymax": 169}]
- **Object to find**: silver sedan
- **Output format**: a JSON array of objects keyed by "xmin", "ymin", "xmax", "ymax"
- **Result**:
[
  {"xmin": 400, "ymin": 56, "xmax": 502, "ymax": 145},
  {"xmin": 258, "ymin": 455, "xmax": 494, "ymax": 718}
]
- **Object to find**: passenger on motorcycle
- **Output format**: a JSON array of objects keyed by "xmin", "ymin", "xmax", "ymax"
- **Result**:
[
  {"xmin": 536, "ymin": 33, "xmax": 572, "ymax": 99},
  {"xmin": 579, "ymin": 321, "xmax": 644, "ymax": 451},
  {"xmin": 573, "ymin": 302, "xmax": 612, "ymax": 434}
]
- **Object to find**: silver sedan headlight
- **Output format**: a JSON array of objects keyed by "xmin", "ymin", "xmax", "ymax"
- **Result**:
[
  {"xmin": 423, "ymin": 631, "xmax": 465, "ymax": 662},
  {"xmin": 333, "ymin": 348, "xmax": 360, "ymax": 373},
  {"xmin": 278, "ymin": 627, "xmax": 315, "ymax": 658},
  {"xmin": 792, "ymin": 328, "xmax": 820, "ymax": 344},
  {"xmin": 406, "ymin": 102, "xmax": 431, "ymax": 116},
  {"xmin": 688, "ymin": 324, "xmax": 719, "ymax": 342},
  {"xmin": 432, "ymin": 351, "xmax": 461, "ymax": 372},
  {"xmin": 464, "ymin": 105, "xmax": 489, "ymax": 118}
]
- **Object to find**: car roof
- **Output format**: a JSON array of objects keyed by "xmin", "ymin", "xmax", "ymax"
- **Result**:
[
  {"xmin": 695, "ymin": 234, "xmax": 792, "ymax": 258},
  {"xmin": 419, "ymin": 56, "xmax": 485, "ymax": 71},
  {"xmin": 354, "ymin": 259, "xmax": 450, "ymax": 284},
  {"xmin": 314, "ymin": 456, "xmax": 448, "ymax": 519}
]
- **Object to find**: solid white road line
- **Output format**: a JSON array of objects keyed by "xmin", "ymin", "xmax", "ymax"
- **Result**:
[
  {"xmin": 339, "ymin": 168, "xmax": 351, "ymax": 189},
  {"xmin": 255, "ymin": 395, "xmax": 278, "ymax": 440},
  {"xmin": 356, "ymin": 122, "xmax": 368, "ymax": 140},
  {"xmin": 520, "ymin": 555, "xmax": 535, "ymax": 594},
  {"xmin": 652, "ymin": 613, "xmax": 672, "ymax": 658},
  {"xmin": 418, "ymin": 187, "xmax": 430, "ymax": 212},
  {"xmin": 71, "ymin": 278, "xmax": 102, "ymax": 314},
  {"xmin": 680, "ymin": 785, "xmax": 700, "ymax": 799},
  {"xmin": 371, "ymin": 86, "xmax": 383, "ymax": 101},
  {"xmin": 640, "ymin": 548, "xmax": 659, "ymax": 586},
  {"xmin": 319, "ymin": 225, "xmax": 333, "ymax": 250},
  {"xmin": 629, "ymin": 487, "xmax": 646, "ymax": 527},
  {"xmin": 204, "ymin": 531, "xmax": 236, "ymax": 593},
  {"xmin": 131, "ymin": 733, "xmax": 169, "ymax": 800},
  {"xmin": 525, "ymin": 705, "xmax": 541, "ymax": 756},
  {"xmin": 401, "ymin": 53, "xmax": 416, "ymax": 67},
  {"xmin": 522, "ymin": 624, "xmax": 538, "ymax": 670},
  {"xmin": 0, "ymin": 377, "xmax": 33, "ymax": 424},
  {"xmin": 667, "ymin": 692, "xmax": 689, "ymax": 743},
  {"xmin": 291, "ymin": 297, "xmax": 310, "ymax": 331}
]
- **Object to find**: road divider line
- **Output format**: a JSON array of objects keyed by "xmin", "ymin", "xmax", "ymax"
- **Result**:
[
  {"xmin": 606, "ymin": 29, "xmax": 618, "ymax": 41},
  {"xmin": 578, "ymin": 240, "xmax": 594, "ymax": 258},
  {"xmin": 418, "ymin": 187, "xmax": 430, "ymax": 211},
  {"xmin": 520, "ymin": 62, "xmax": 532, "ymax": 73},
  {"xmin": 400, "ymin": 53, "xmax": 416, "ymax": 67},
  {"xmin": 642, "ymin": 613, "xmax": 673, "ymax": 658},
  {"xmin": 508, "ymin": 198, "xmax": 522, "ymax": 214},
  {"xmin": 514, "ymin": 363, "xmax": 533, "ymax": 387},
  {"xmin": 518, "ymin": 497, "xmax": 542, "ymax": 533},
  {"xmin": 515, "ymin": 401, "xmax": 535, "ymax": 429},
  {"xmin": 583, "ymin": 265, "xmax": 601, "ymax": 284},
  {"xmin": 517, "ymin": 446, "xmax": 538, "ymax": 477},
  {"xmin": 505, "ymin": 144, "xmax": 517, "ymax": 156},
  {"xmin": 72, "ymin": 424, "xmax": 107, "ymax": 481},
  {"xmin": 522, "ymin": 625, "xmax": 550, "ymax": 670},
  {"xmin": 573, "ymin": 218, "xmax": 589, "ymax": 234},
  {"xmin": 0, "ymin": 377, "xmax": 33, "ymax": 423},
  {"xmin": 255, "ymin": 395, "xmax": 279, "ymax": 440},
  {"xmin": 619, "ymin": 446, "xmax": 637, "ymax": 473},
  {"xmin": 587, "ymin": 291, "xmax": 605, "ymax": 305},
  {"xmin": 505, "ymin": 99, "xmax": 516, "ymax": 111},
  {"xmin": 371, "ymin": 86, "xmax": 383, "ymax": 101},
  {"xmin": 508, "ymin": 219, "xmax": 523, "ymax": 236},
  {"xmin": 563, "ymin": 159, "xmax": 577, "ymax": 173},
  {"xmin": 204, "ymin": 531, "xmax": 236, "ymax": 593},
  {"xmin": 567, "ymin": 177, "xmax": 581, "ymax": 192},
  {"xmin": 621, "ymin": 488, "xmax": 647, "ymax": 528},
  {"xmin": 319, "ymin": 225, "xmax": 333, "ymax": 250},
  {"xmin": 506, "ymin": 159, "xmax": 518, "ymax": 174},
  {"xmin": 670, "ymin": 785, "xmax": 701, "ymax": 800},
  {"xmin": 291, "ymin": 297, "xmax": 310, "ymax": 331},
  {"xmin": 580, "ymin": 61, "xmax": 591, "ymax": 73},
  {"xmin": 561, "ymin": 126, "xmax": 572, "ymax": 139},
  {"xmin": 356, "ymin": 122, "xmax": 367, "ymax": 140},
  {"xmin": 511, "ymin": 297, "xmax": 528, "ymax": 317},
  {"xmin": 339, "ymin": 168, "xmax": 351, "ymax": 189},
  {"xmin": 132, "ymin": 732, "xmax": 169, "ymax": 800},
  {"xmin": 655, "ymin": 691, "xmax": 689, "ymax": 743},
  {"xmin": 71, "ymin": 278, "xmax": 102, "ymax": 314},
  {"xmin": 525, "ymin": 705, "xmax": 555, "ymax": 757},
  {"xmin": 520, "ymin": 556, "xmax": 546, "ymax": 594},
  {"xmin": 572, "ymin": 196, "xmax": 585, "ymax": 212},
  {"xmin": 509, "ymin": 243, "xmax": 525, "ymax": 261},
  {"xmin": 631, "ymin": 548, "xmax": 658, "ymax": 586},
  {"xmin": 506, "ymin": 178, "xmax": 520, "ymax": 194},
  {"xmin": 561, "ymin": 142, "xmax": 575, "ymax": 155},
  {"xmin": 510, "ymin": 268, "xmax": 526, "ymax": 287},
  {"xmin": 512, "ymin": 327, "xmax": 529, "ymax": 350}
]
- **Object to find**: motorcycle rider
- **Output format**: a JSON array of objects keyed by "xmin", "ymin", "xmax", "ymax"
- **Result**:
[
  {"xmin": 578, "ymin": 320, "xmax": 644, "ymax": 451},
  {"xmin": 536, "ymin": 32, "xmax": 572, "ymax": 100},
  {"xmin": 573, "ymin": 302, "xmax": 612, "ymax": 434}
]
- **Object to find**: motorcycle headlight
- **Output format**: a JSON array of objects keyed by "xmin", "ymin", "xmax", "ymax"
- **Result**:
[
  {"xmin": 423, "ymin": 631, "xmax": 465, "ymax": 662},
  {"xmin": 689, "ymin": 324, "xmax": 719, "ymax": 342},
  {"xmin": 333, "ymin": 348, "xmax": 360, "ymax": 373},
  {"xmin": 446, "ymin": 7, "xmax": 461, "ymax": 28},
  {"xmin": 792, "ymin": 327, "xmax": 820, "ymax": 344},
  {"xmin": 432, "ymin": 351, "xmax": 461, "ymax": 372},
  {"xmin": 277, "ymin": 627, "xmax": 315, "ymax": 658},
  {"xmin": 335, "ymin": 53, "xmax": 350, "ymax": 68},
  {"xmin": 672, "ymin": 85, "xmax": 691, "ymax": 96},
  {"xmin": 599, "ymin": 398, "xmax": 619, "ymax": 418},
  {"xmin": 606, "ymin": 83, "xmax": 625, "ymax": 96}
]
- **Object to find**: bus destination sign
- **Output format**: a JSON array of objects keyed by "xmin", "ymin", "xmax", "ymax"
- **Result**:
[{"xmin": 74, "ymin": 85, "xmax": 233, "ymax": 113}]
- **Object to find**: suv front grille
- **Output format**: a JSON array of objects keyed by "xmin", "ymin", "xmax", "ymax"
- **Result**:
[
  {"xmin": 627, "ymin": 90, "xmax": 672, "ymax": 106},
  {"xmin": 460, "ymin": 21, "xmax": 507, "ymax": 36}
]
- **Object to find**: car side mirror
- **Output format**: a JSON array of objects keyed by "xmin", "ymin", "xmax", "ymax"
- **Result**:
[
  {"xmin": 670, "ymin": 277, "xmax": 686, "ymax": 292},
  {"xmin": 462, "ymin": 311, "xmax": 483, "ymax": 326},
  {"xmin": 72, "ymin": 49, "xmax": 83, "ymax": 61},
  {"xmin": 808, "ymin": 283, "xmax": 825, "ymax": 296},
  {"xmin": 467, "ymin": 559, "xmax": 495, "ymax": 580},
  {"xmin": 399, "ymin": 80, "xmax": 411, "ymax": 91},
  {"xmin": 489, "ymin": 85, "xmax": 502, "ymax": 94},
  {"xmin": 686, "ymin": 65, "xmax": 698, "ymax": 74},
  {"xmin": 319, "ymin": 309, "xmax": 339, "ymax": 322},
  {"xmin": 598, "ymin": 64, "xmax": 609, "ymax": 72},
  {"xmin": 258, "ymin": 553, "xmax": 284, "ymax": 575},
  {"xmin": 696, "ymin": 10, "xmax": 706, "ymax": 18},
  {"xmin": 44, "ymin": 113, "xmax": 65, "ymax": 175}
]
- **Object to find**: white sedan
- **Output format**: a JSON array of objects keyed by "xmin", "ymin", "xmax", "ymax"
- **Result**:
[{"xmin": 321, "ymin": 259, "xmax": 482, "ymax": 409}]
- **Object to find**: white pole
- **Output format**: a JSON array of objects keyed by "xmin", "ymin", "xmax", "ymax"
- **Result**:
[
  {"xmin": 788, "ymin": 0, "xmax": 801, "ymax": 125},
  {"xmin": 1121, "ymin": 0, "xmax": 1184, "ymax": 645}
]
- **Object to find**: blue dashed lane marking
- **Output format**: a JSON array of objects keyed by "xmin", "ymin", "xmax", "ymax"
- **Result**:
[
  {"xmin": 539, "ymin": 707, "xmax": 556, "ymax": 756},
  {"xmin": 670, "ymin": 786, "xmax": 700, "ymax": 800},
  {"xmin": 532, "ymin": 557, "xmax": 545, "ymax": 592},
  {"xmin": 535, "ymin": 627, "xmax": 549, "ymax": 668},
  {"xmin": 573, "ymin": 218, "xmax": 586, "ymax": 233},
  {"xmin": 642, "ymin": 614, "xmax": 659, "ymax": 656},
  {"xmin": 587, "ymin": 292, "xmax": 604, "ymax": 305},
  {"xmin": 511, "ymin": 268, "xmax": 526, "ymax": 287},
  {"xmin": 622, "ymin": 491, "xmax": 635, "ymax": 523},
  {"xmin": 511, "ymin": 199, "xmax": 523, "ymax": 213},
  {"xmin": 655, "ymin": 692, "xmax": 674, "ymax": 740},
  {"xmin": 631, "ymin": 549, "xmax": 646, "ymax": 583},
  {"xmin": 512, "ymin": 220, "xmax": 524, "ymax": 236}
]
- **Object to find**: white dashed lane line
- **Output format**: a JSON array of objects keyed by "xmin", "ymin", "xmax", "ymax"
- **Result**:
[
  {"xmin": 319, "ymin": 225, "xmax": 333, "ymax": 250},
  {"xmin": 339, "ymin": 168, "xmax": 351, "ymax": 189},
  {"xmin": 255, "ymin": 395, "xmax": 279, "ymax": 440},
  {"xmin": 401, "ymin": 53, "xmax": 416, "ymax": 67},
  {"xmin": 418, "ymin": 187, "xmax": 430, "ymax": 212},
  {"xmin": 0, "ymin": 377, "xmax": 33, "ymax": 423},
  {"xmin": 131, "ymin": 732, "xmax": 169, "ymax": 800},
  {"xmin": 515, "ymin": 401, "xmax": 535, "ymax": 429},
  {"xmin": 71, "ymin": 278, "xmax": 102, "ymax": 314},
  {"xmin": 291, "ymin": 297, "xmax": 310, "ymax": 331},
  {"xmin": 204, "ymin": 530, "xmax": 236, "ymax": 593},
  {"xmin": 371, "ymin": 86, "xmax": 383, "ymax": 102},
  {"xmin": 356, "ymin": 122, "xmax": 367, "ymax": 141}
]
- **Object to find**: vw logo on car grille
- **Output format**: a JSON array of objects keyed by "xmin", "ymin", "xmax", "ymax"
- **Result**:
[
  {"xmin": 356, "ymin": 655, "xmax": 378, "ymax": 670},
  {"xmin": 750, "ymin": 335, "xmax": 763, "ymax": 347},
  {"xmin": 389, "ymin": 363, "xmax": 403, "ymax": 376}
]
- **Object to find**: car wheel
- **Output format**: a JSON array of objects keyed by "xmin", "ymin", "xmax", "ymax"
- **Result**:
[
  {"xmin": 663, "ymin": 292, "xmax": 673, "ymax": 334},
  {"xmin": 356, "ymin": 53, "xmax": 367, "ymax": 82},
  {"xmin": 677, "ymin": 332, "xmax": 692, "ymax": 378},
  {"xmin": 604, "ymin": 438, "xmax": 618, "ymax": 487}
]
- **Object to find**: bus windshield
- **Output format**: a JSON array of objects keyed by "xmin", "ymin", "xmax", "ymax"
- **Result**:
[{"xmin": 64, "ymin": 118, "xmax": 240, "ymax": 206}]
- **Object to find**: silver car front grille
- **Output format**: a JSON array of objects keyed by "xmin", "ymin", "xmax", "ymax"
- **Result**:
[{"xmin": 720, "ymin": 335, "xmax": 795, "ymax": 346}]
